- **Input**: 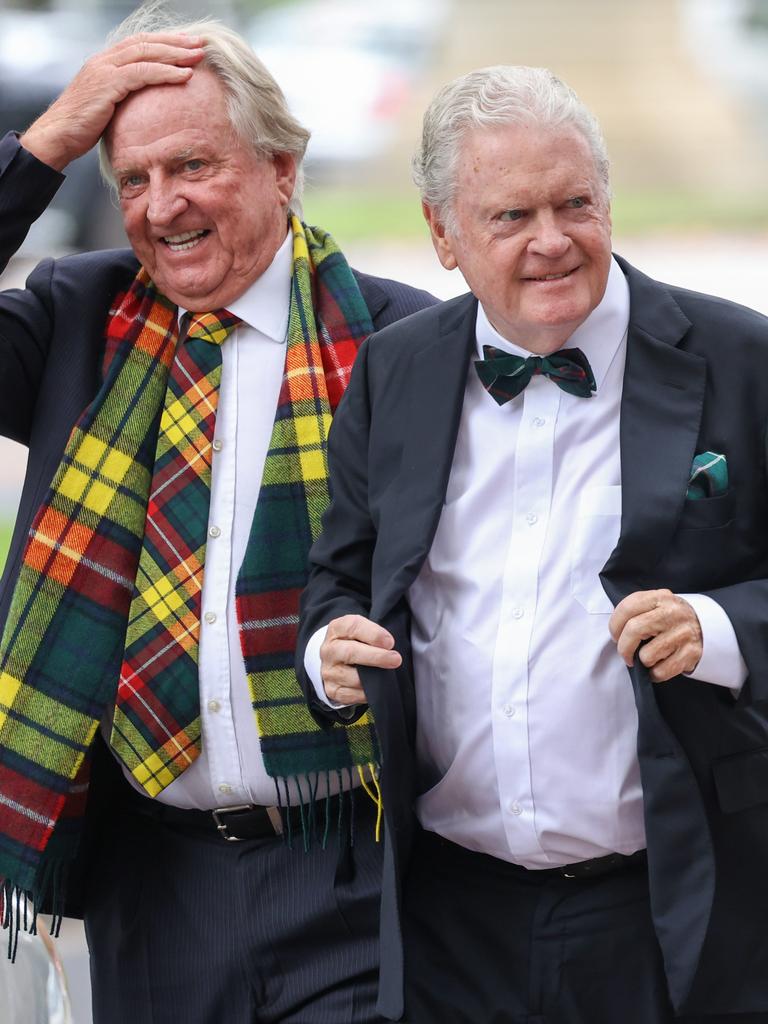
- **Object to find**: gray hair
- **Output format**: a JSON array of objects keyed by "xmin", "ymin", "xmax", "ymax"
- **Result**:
[
  {"xmin": 412, "ymin": 65, "xmax": 610, "ymax": 230},
  {"xmin": 98, "ymin": 2, "xmax": 310, "ymax": 211}
]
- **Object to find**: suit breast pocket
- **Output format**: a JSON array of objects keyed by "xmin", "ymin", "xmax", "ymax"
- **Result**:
[
  {"xmin": 677, "ymin": 489, "xmax": 735, "ymax": 531},
  {"xmin": 712, "ymin": 746, "xmax": 768, "ymax": 814},
  {"xmin": 570, "ymin": 485, "xmax": 622, "ymax": 614}
]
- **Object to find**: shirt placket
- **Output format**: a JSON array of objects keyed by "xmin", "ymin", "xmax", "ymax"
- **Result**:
[
  {"xmin": 198, "ymin": 334, "xmax": 249, "ymax": 804},
  {"xmin": 492, "ymin": 378, "xmax": 559, "ymax": 858}
]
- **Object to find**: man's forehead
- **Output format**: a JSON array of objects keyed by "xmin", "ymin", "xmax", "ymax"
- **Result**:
[{"xmin": 455, "ymin": 125, "xmax": 602, "ymax": 189}]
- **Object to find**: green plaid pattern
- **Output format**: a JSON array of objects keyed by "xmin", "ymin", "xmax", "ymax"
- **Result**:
[
  {"xmin": 112, "ymin": 310, "xmax": 241, "ymax": 796},
  {"xmin": 0, "ymin": 219, "xmax": 378, "ymax": 930},
  {"xmin": 0, "ymin": 268, "xmax": 177, "ymax": 907},
  {"xmin": 236, "ymin": 218, "xmax": 379, "ymax": 781},
  {"xmin": 686, "ymin": 451, "xmax": 728, "ymax": 499},
  {"xmin": 475, "ymin": 345, "xmax": 596, "ymax": 403}
]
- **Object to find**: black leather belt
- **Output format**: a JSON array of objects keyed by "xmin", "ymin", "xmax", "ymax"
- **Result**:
[
  {"xmin": 416, "ymin": 829, "xmax": 647, "ymax": 882},
  {"xmin": 123, "ymin": 789, "xmax": 328, "ymax": 842},
  {"xmin": 552, "ymin": 849, "xmax": 647, "ymax": 879}
]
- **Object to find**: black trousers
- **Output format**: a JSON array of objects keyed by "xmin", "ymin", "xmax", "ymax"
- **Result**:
[
  {"xmin": 403, "ymin": 828, "xmax": 768, "ymax": 1024},
  {"xmin": 83, "ymin": 795, "xmax": 386, "ymax": 1024}
]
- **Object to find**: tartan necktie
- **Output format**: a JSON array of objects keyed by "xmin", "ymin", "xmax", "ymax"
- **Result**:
[
  {"xmin": 112, "ymin": 309, "xmax": 241, "ymax": 791},
  {"xmin": 475, "ymin": 344, "xmax": 596, "ymax": 405}
]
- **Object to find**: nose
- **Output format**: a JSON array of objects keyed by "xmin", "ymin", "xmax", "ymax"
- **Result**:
[
  {"xmin": 146, "ymin": 177, "xmax": 188, "ymax": 227},
  {"xmin": 528, "ymin": 211, "xmax": 570, "ymax": 258}
]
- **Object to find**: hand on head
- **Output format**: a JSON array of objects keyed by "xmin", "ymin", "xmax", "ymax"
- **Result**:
[{"xmin": 20, "ymin": 33, "xmax": 205, "ymax": 172}]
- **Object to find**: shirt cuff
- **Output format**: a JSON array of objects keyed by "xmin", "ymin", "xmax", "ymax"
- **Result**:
[
  {"xmin": 679, "ymin": 593, "xmax": 747, "ymax": 694},
  {"xmin": 304, "ymin": 624, "xmax": 355, "ymax": 712}
]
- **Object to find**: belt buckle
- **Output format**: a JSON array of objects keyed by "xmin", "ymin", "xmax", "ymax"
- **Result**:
[
  {"xmin": 212, "ymin": 804, "xmax": 253, "ymax": 842},
  {"xmin": 211, "ymin": 804, "xmax": 284, "ymax": 841}
]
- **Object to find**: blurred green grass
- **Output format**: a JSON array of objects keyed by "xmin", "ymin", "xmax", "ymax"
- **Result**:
[
  {"xmin": 304, "ymin": 187, "xmax": 768, "ymax": 243},
  {"xmin": 0, "ymin": 520, "xmax": 12, "ymax": 572}
]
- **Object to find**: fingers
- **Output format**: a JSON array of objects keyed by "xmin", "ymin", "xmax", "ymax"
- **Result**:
[
  {"xmin": 20, "ymin": 34, "xmax": 206, "ymax": 171},
  {"xmin": 609, "ymin": 589, "xmax": 703, "ymax": 682},
  {"xmin": 320, "ymin": 615, "xmax": 402, "ymax": 706}
]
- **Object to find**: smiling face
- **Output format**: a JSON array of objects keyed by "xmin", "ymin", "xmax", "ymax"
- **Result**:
[
  {"xmin": 424, "ymin": 122, "xmax": 613, "ymax": 353},
  {"xmin": 106, "ymin": 68, "xmax": 296, "ymax": 311}
]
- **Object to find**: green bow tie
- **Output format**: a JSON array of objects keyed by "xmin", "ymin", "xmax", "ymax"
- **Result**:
[{"xmin": 475, "ymin": 345, "xmax": 596, "ymax": 404}]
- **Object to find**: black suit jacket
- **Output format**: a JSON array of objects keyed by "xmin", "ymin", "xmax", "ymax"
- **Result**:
[
  {"xmin": 0, "ymin": 130, "xmax": 437, "ymax": 914},
  {"xmin": 299, "ymin": 258, "xmax": 768, "ymax": 1019}
]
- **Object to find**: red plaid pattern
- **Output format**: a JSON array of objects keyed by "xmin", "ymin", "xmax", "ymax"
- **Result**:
[{"xmin": 111, "ymin": 310, "xmax": 241, "ymax": 796}]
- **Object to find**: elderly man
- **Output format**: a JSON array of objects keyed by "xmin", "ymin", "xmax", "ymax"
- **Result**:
[
  {"xmin": 299, "ymin": 66, "xmax": 768, "ymax": 1023},
  {"xmin": 0, "ymin": 11, "xmax": 435, "ymax": 1024}
]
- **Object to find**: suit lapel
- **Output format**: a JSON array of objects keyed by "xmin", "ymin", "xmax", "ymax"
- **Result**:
[
  {"xmin": 602, "ymin": 257, "xmax": 707, "ymax": 593},
  {"xmin": 372, "ymin": 295, "xmax": 477, "ymax": 620}
]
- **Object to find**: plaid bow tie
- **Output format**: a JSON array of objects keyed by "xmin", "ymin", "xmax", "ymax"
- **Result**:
[
  {"xmin": 112, "ymin": 308, "xmax": 241, "ymax": 793},
  {"xmin": 475, "ymin": 344, "xmax": 596, "ymax": 404}
]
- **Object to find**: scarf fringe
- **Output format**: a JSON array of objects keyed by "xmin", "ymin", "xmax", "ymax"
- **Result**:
[
  {"xmin": 277, "ymin": 764, "xmax": 382, "ymax": 851},
  {"xmin": 1, "ymin": 859, "xmax": 67, "ymax": 962}
]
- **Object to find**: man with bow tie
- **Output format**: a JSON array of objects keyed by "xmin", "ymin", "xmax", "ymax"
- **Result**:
[
  {"xmin": 0, "ymin": 9, "xmax": 436, "ymax": 1024},
  {"xmin": 299, "ymin": 66, "xmax": 768, "ymax": 1023}
]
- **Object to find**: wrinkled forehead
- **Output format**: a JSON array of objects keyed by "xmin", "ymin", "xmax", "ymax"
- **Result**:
[{"xmin": 104, "ymin": 67, "xmax": 230, "ymax": 158}]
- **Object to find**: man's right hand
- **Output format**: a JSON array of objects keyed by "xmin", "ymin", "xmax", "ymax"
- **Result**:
[
  {"xmin": 20, "ymin": 33, "xmax": 206, "ymax": 172},
  {"xmin": 320, "ymin": 615, "xmax": 402, "ymax": 706}
]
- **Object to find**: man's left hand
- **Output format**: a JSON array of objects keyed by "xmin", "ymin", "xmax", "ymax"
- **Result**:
[{"xmin": 609, "ymin": 589, "xmax": 703, "ymax": 683}]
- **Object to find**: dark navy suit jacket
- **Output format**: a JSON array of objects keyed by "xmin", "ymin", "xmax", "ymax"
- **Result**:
[{"xmin": 299, "ymin": 255, "xmax": 768, "ymax": 1018}]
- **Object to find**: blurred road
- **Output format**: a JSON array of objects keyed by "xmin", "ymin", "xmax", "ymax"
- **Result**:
[{"xmin": 0, "ymin": 231, "xmax": 766, "ymax": 1021}]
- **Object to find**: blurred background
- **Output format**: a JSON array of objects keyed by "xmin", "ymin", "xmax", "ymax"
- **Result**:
[{"xmin": 1, "ymin": 0, "xmax": 768, "ymax": 1019}]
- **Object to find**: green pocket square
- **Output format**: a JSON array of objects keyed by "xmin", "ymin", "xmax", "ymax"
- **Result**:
[{"xmin": 687, "ymin": 451, "xmax": 728, "ymax": 500}]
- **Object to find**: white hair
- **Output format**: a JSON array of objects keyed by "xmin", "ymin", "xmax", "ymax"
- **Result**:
[
  {"xmin": 98, "ymin": 2, "xmax": 310, "ymax": 211},
  {"xmin": 412, "ymin": 65, "xmax": 610, "ymax": 230}
]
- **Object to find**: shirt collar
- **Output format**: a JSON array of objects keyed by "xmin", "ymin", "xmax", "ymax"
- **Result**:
[
  {"xmin": 475, "ymin": 255, "xmax": 630, "ymax": 390},
  {"xmin": 177, "ymin": 225, "xmax": 293, "ymax": 344}
]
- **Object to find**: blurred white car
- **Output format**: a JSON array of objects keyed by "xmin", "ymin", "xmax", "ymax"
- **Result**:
[{"xmin": 248, "ymin": 0, "xmax": 448, "ymax": 168}]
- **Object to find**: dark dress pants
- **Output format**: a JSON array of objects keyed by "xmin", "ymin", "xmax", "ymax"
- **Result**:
[
  {"xmin": 403, "ymin": 828, "xmax": 767, "ymax": 1024},
  {"xmin": 83, "ymin": 795, "xmax": 385, "ymax": 1024}
]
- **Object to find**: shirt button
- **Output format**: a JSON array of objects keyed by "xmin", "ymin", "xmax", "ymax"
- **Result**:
[
  {"xmin": 532, "ymin": 416, "xmax": 546, "ymax": 427},
  {"xmin": 510, "ymin": 802, "xmax": 523, "ymax": 816},
  {"xmin": 209, "ymin": 525, "xmax": 221, "ymax": 538},
  {"xmin": 503, "ymin": 703, "xmax": 515, "ymax": 718},
  {"xmin": 212, "ymin": 439, "xmax": 223, "ymax": 452},
  {"xmin": 207, "ymin": 699, "xmax": 221, "ymax": 713},
  {"xmin": 218, "ymin": 783, "xmax": 232, "ymax": 795},
  {"xmin": 525, "ymin": 512, "xmax": 538, "ymax": 526},
  {"xmin": 512, "ymin": 607, "xmax": 524, "ymax": 620},
  {"xmin": 204, "ymin": 611, "xmax": 217, "ymax": 625}
]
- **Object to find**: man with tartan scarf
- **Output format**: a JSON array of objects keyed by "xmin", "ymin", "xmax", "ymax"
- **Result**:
[
  {"xmin": 0, "ymin": 9, "xmax": 435, "ymax": 1024},
  {"xmin": 299, "ymin": 66, "xmax": 768, "ymax": 1023}
]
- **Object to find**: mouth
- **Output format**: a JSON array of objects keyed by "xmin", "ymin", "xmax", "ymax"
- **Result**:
[
  {"xmin": 523, "ymin": 267, "xmax": 579, "ymax": 282},
  {"xmin": 162, "ymin": 229, "xmax": 210, "ymax": 252}
]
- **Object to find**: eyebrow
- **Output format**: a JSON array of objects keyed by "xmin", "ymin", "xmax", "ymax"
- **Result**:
[{"xmin": 112, "ymin": 146, "xmax": 207, "ymax": 178}]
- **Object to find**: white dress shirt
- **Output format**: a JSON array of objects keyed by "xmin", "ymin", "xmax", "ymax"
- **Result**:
[
  {"xmin": 308, "ymin": 256, "xmax": 746, "ymax": 867},
  {"xmin": 117, "ymin": 228, "xmax": 332, "ymax": 809}
]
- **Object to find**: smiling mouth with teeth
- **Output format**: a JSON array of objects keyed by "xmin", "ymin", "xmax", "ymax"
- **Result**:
[
  {"xmin": 163, "ymin": 229, "xmax": 209, "ymax": 251},
  {"xmin": 524, "ymin": 268, "xmax": 577, "ymax": 282}
]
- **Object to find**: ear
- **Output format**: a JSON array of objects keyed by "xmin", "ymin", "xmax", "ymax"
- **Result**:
[
  {"xmin": 422, "ymin": 201, "xmax": 458, "ymax": 271},
  {"xmin": 273, "ymin": 152, "xmax": 297, "ymax": 208}
]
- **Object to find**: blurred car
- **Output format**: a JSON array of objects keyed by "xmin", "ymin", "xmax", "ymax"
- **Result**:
[
  {"xmin": 0, "ymin": 921, "xmax": 73, "ymax": 1024},
  {"xmin": 0, "ymin": 4, "xmax": 131, "ymax": 254},
  {"xmin": 0, "ymin": 0, "xmax": 239, "ymax": 257},
  {"xmin": 248, "ymin": 0, "xmax": 448, "ymax": 171}
]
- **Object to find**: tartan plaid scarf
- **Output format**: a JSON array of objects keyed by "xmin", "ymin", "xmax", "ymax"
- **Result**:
[{"xmin": 0, "ymin": 217, "xmax": 378, "ymax": 948}]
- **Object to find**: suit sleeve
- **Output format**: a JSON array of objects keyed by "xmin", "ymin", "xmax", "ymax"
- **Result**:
[
  {"xmin": 0, "ymin": 132, "xmax": 65, "ymax": 444},
  {"xmin": 297, "ymin": 337, "xmax": 378, "ymax": 721}
]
